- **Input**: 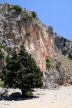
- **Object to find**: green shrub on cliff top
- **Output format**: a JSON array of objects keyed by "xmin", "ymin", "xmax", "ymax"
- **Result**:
[
  {"xmin": 48, "ymin": 26, "xmax": 53, "ymax": 33},
  {"xmin": 22, "ymin": 12, "xmax": 33, "ymax": 21},
  {"xmin": 32, "ymin": 11, "xmax": 37, "ymax": 17},
  {"xmin": 13, "ymin": 5, "xmax": 22, "ymax": 12}
]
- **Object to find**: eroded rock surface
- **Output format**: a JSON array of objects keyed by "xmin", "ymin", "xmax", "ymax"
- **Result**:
[
  {"xmin": 0, "ymin": 2, "xmax": 70, "ymax": 87},
  {"xmin": 0, "ymin": 2, "xmax": 54, "ymax": 72}
]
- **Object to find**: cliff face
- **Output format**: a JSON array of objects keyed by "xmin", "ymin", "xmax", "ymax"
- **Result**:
[
  {"xmin": 54, "ymin": 34, "xmax": 72, "ymax": 78},
  {"xmin": 0, "ymin": 3, "xmax": 70, "ymax": 88},
  {"xmin": 24, "ymin": 22, "xmax": 54, "ymax": 71},
  {"xmin": 0, "ymin": 2, "xmax": 54, "ymax": 71},
  {"xmin": 54, "ymin": 34, "xmax": 72, "ymax": 56}
]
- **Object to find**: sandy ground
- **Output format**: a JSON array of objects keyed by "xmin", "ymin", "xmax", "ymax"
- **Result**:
[{"xmin": 0, "ymin": 86, "xmax": 72, "ymax": 108}]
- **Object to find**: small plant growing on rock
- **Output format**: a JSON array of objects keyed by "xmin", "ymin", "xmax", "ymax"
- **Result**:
[
  {"xmin": 22, "ymin": 13, "xmax": 32, "ymax": 21},
  {"xmin": 56, "ymin": 63, "xmax": 60, "ymax": 70},
  {"xmin": 64, "ymin": 38, "xmax": 67, "ymax": 42},
  {"xmin": 61, "ymin": 37, "xmax": 64, "ymax": 40},
  {"xmin": 13, "ymin": 5, "xmax": 22, "ymax": 12},
  {"xmin": 0, "ymin": 81, "xmax": 4, "ymax": 87},
  {"xmin": 26, "ymin": 32, "xmax": 31, "ymax": 36},
  {"xmin": 68, "ymin": 53, "xmax": 72, "ymax": 60},
  {"xmin": 48, "ymin": 26, "xmax": 53, "ymax": 33},
  {"xmin": 62, "ymin": 50, "xmax": 66, "ymax": 55},
  {"xmin": 32, "ymin": 11, "xmax": 37, "ymax": 17},
  {"xmin": 69, "ymin": 80, "xmax": 72, "ymax": 85},
  {"xmin": 56, "ymin": 62, "xmax": 61, "ymax": 70},
  {"xmin": 63, "ymin": 42, "xmax": 66, "ymax": 47},
  {"xmin": 46, "ymin": 58, "xmax": 51, "ymax": 68},
  {"xmin": 0, "ymin": 43, "xmax": 4, "ymax": 60}
]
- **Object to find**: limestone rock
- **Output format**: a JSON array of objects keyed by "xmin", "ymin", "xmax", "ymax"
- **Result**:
[
  {"xmin": 0, "ymin": 2, "xmax": 54, "ymax": 72},
  {"xmin": 0, "ymin": 2, "xmax": 71, "ymax": 88}
]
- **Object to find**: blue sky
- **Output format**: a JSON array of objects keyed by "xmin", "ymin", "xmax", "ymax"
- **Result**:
[{"xmin": 0, "ymin": 0, "xmax": 72, "ymax": 40}]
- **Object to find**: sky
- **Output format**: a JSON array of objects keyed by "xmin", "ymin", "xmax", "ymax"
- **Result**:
[{"xmin": 0, "ymin": 0, "xmax": 72, "ymax": 40}]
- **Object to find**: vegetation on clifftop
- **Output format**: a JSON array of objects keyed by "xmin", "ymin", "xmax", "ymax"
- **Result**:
[
  {"xmin": 32, "ymin": 11, "xmax": 37, "ymax": 17},
  {"xmin": 13, "ymin": 5, "xmax": 22, "ymax": 12},
  {"xmin": 48, "ymin": 26, "xmax": 53, "ymax": 33}
]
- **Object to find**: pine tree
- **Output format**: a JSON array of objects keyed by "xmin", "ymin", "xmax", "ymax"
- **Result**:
[
  {"xmin": 19, "ymin": 45, "xmax": 43, "ymax": 96},
  {"xmin": 1, "ymin": 45, "xmax": 43, "ymax": 97}
]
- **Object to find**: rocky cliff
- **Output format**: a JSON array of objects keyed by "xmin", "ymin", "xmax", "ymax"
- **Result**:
[
  {"xmin": 0, "ymin": 2, "xmax": 54, "ymax": 72},
  {"xmin": 0, "ymin": 2, "xmax": 71, "ymax": 88},
  {"xmin": 55, "ymin": 33, "xmax": 72, "ymax": 57},
  {"xmin": 54, "ymin": 34, "xmax": 72, "ymax": 80}
]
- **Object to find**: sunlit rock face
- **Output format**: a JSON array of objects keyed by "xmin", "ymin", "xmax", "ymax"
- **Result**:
[
  {"xmin": 0, "ymin": 2, "xmax": 54, "ymax": 71},
  {"xmin": 24, "ymin": 21, "xmax": 54, "ymax": 71},
  {"xmin": 0, "ymin": 3, "xmax": 70, "ymax": 87}
]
